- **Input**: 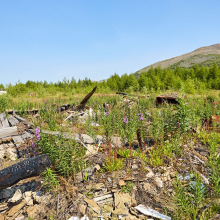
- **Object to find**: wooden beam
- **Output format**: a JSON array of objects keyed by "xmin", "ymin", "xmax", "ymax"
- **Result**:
[{"xmin": 0, "ymin": 127, "xmax": 18, "ymax": 139}]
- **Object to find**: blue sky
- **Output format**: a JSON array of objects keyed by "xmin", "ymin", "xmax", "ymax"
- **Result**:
[{"xmin": 1, "ymin": 0, "xmax": 220, "ymax": 85}]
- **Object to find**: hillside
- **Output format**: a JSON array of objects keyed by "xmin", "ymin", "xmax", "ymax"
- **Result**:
[{"xmin": 135, "ymin": 43, "xmax": 220, "ymax": 77}]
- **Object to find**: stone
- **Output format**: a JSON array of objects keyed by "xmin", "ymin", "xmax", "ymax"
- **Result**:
[
  {"xmin": 25, "ymin": 197, "xmax": 34, "ymax": 206},
  {"xmin": 1, "ymin": 188, "xmax": 14, "ymax": 199},
  {"xmin": 155, "ymin": 177, "xmax": 163, "ymax": 188},
  {"xmin": 26, "ymin": 204, "xmax": 40, "ymax": 218},
  {"xmin": 24, "ymin": 191, "xmax": 32, "ymax": 198},
  {"xmin": 84, "ymin": 198, "xmax": 101, "ymax": 213},
  {"xmin": 112, "ymin": 208, "xmax": 127, "ymax": 215},
  {"xmin": 7, "ymin": 200, "xmax": 26, "ymax": 217},
  {"xmin": 114, "ymin": 192, "xmax": 132, "ymax": 211},
  {"xmin": 119, "ymin": 180, "xmax": 126, "ymax": 186},
  {"xmin": 78, "ymin": 204, "xmax": 87, "ymax": 215},
  {"xmin": 8, "ymin": 189, "xmax": 22, "ymax": 203},
  {"xmin": 131, "ymin": 164, "xmax": 138, "ymax": 169},
  {"xmin": 94, "ymin": 164, "xmax": 100, "ymax": 171},
  {"xmin": 143, "ymin": 183, "xmax": 157, "ymax": 195},
  {"xmin": 146, "ymin": 170, "xmax": 154, "ymax": 178},
  {"xmin": 32, "ymin": 191, "xmax": 42, "ymax": 203},
  {"xmin": 161, "ymin": 172, "xmax": 171, "ymax": 182},
  {"xmin": 85, "ymin": 144, "xmax": 97, "ymax": 156}
]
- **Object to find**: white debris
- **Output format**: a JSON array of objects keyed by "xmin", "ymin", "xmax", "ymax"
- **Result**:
[
  {"xmin": 134, "ymin": 204, "xmax": 171, "ymax": 220},
  {"xmin": 68, "ymin": 215, "xmax": 89, "ymax": 220}
]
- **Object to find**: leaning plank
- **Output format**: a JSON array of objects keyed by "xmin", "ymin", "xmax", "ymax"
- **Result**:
[
  {"xmin": 0, "ymin": 127, "xmax": 18, "ymax": 139},
  {"xmin": 8, "ymin": 115, "xmax": 19, "ymax": 126},
  {"xmin": 0, "ymin": 112, "xmax": 10, "ymax": 128},
  {"xmin": 0, "ymin": 154, "xmax": 51, "ymax": 190},
  {"xmin": 13, "ymin": 114, "xmax": 34, "ymax": 128}
]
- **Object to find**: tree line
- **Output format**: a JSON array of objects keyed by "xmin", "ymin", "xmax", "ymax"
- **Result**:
[{"xmin": 1, "ymin": 62, "xmax": 220, "ymax": 97}]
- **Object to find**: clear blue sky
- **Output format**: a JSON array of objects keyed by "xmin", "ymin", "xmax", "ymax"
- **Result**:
[{"xmin": 1, "ymin": 0, "xmax": 220, "ymax": 85}]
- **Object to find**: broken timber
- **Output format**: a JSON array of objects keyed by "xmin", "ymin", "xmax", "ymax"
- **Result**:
[
  {"xmin": 0, "ymin": 127, "xmax": 18, "ymax": 139},
  {"xmin": 0, "ymin": 154, "xmax": 51, "ymax": 190},
  {"xmin": 74, "ymin": 86, "xmax": 97, "ymax": 111}
]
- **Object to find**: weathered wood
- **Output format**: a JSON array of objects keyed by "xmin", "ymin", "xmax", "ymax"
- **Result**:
[
  {"xmin": 74, "ymin": 86, "xmax": 97, "ymax": 111},
  {"xmin": 0, "ymin": 127, "xmax": 18, "ymax": 139},
  {"xmin": 0, "ymin": 112, "xmax": 10, "ymax": 128},
  {"xmin": 12, "ymin": 135, "xmax": 25, "ymax": 147},
  {"xmin": 8, "ymin": 115, "xmax": 19, "ymax": 126},
  {"xmin": 21, "ymin": 131, "xmax": 34, "ymax": 140},
  {"xmin": 0, "ymin": 154, "xmax": 51, "ymax": 190}
]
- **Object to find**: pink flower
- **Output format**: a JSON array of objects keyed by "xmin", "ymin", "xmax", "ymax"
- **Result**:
[{"xmin": 123, "ymin": 116, "xmax": 128, "ymax": 123}]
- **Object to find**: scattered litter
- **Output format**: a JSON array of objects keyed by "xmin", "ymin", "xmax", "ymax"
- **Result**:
[
  {"xmin": 134, "ymin": 204, "xmax": 171, "ymax": 220},
  {"xmin": 68, "ymin": 215, "xmax": 89, "ymax": 220}
]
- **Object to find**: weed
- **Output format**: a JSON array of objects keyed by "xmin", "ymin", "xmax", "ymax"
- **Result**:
[
  {"xmin": 42, "ymin": 168, "xmax": 60, "ymax": 192},
  {"xmin": 103, "ymin": 156, "xmax": 124, "ymax": 172},
  {"xmin": 120, "ymin": 181, "xmax": 135, "ymax": 193}
]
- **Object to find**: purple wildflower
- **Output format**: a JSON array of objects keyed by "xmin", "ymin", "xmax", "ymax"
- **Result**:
[
  {"xmin": 35, "ymin": 152, "xmax": 38, "ymax": 155},
  {"xmin": 138, "ymin": 113, "xmax": 144, "ymax": 121},
  {"xmin": 32, "ymin": 143, "xmax": 35, "ymax": 148},
  {"xmin": 123, "ymin": 116, "xmax": 128, "ymax": 123},
  {"xmin": 58, "ymin": 107, "xmax": 61, "ymax": 111},
  {"xmin": 106, "ymin": 111, "xmax": 109, "ymax": 116},
  {"xmin": 35, "ymin": 127, "xmax": 40, "ymax": 139}
]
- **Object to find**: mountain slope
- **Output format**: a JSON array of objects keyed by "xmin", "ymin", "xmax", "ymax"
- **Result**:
[{"xmin": 135, "ymin": 43, "xmax": 220, "ymax": 76}]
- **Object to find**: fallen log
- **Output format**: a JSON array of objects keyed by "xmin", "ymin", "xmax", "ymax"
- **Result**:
[{"xmin": 0, "ymin": 154, "xmax": 51, "ymax": 190}]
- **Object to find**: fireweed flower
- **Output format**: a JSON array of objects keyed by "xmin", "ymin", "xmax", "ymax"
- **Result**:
[
  {"xmin": 106, "ymin": 111, "xmax": 109, "ymax": 116},
  {"xmin": 123, "ymin": 116, "xmax": 128, "ymax": 123},
  {"xmin": 35, "ymin": 127, "xmax": 41, "ymax": 139},
  {"xmin": 138, "ymin": 113, "xmax": 144, "ymax": 121}
]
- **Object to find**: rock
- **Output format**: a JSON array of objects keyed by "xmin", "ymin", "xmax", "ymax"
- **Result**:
[
  {"xmin": 75, "ymin": 167, "xmax": 94, "ymax": 182},
  {"xmin": 26, "ymin": 204, "xmax": 40, "ymax": 218},
  {"xmin": 25, "ymin": 197, "xmax": 34, "ymax": 206},
  {"xmin": 143, "ymin": 183, "xmax": 157, "ymax": 195},
  {"xmin": 23, "ymin": 191, "xmax": 32, "ymax": 198},
  {"xmin": 155, "ymin": 177, "xmax": 163, "ymax": 188},
  {"xmin": 5, "ymin": 148, "xmax": 17, "ymax": 161},
  {"xmin": 8, "ymin": 189, "xmax": 22, "ymax": 203},
  {"xmin": 114, "ymin": 192, "xmax": 132, "ymax": 211},
  {"xmin": 7, "ymin": 200, "xmax": 26, "ymax": 217},
  {"xmin": 84, "ymin": 198, "xmax": 100, "ymax": 213},
  {"xmin": 119, "ymin": 180, "xmax": 126, "ymax": 186},
  {"xmin": 94, "ymin": 164, "xmax": 100, "ymax": 171},
  {"xmin": 146, "ymin": 170, "xmax": 154, "ymax": 178},
  {"xmin": 78, "ymin": 204, "xmax": 87, "ymax": 215},
  {"xmin": 161, "ymin": 172, "xmax": 171, "ymax": 182},
  {"xmin": 32, "ymin": 191, "xmax": 42, "ymax": 203},
  {"xmin": 112, "ymin": 208, "xmax": 127, "ymax": 215},
  {"xmin": 85, "ymin": 144, "xmax": 97, "ymax": 156},
  {"xmin": 131, "ymin": 164, "xmax": 138, "ymax": 169},
  {"xmin": 0, "ymin": 188, "xmax": 14, "ymax": 199}
]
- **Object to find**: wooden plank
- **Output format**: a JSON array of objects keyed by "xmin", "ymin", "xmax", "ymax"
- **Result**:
[
  {"xmin": 0, "ymin": 112, "xmax": 10, "ymax": 128},
  {"xmin": 8, "ymin": 115, "xmax": 19, "ymax": 126},
  {"xmin": 0, "ymin": 127, "xmax": 18, "ymax": 139},
  {"xmin": 12, "ymin": 135, "xmax": 25, "ymax": 147},
  {"xmin": 21, "ymin": 131, "xmax": 34, "ymax": 140},
  {"xmin": 0, "ymin": 121, "xmax": 3, "ymax": 129}
]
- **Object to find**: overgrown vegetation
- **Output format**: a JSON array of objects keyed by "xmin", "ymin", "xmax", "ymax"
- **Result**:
[
  {"xmin": 1, "ymin": 62, "xmax": 220, "ymax": 97},
  {"xmin": 1, "ymin": 66, "xmax": 220, "ymax": 218}
]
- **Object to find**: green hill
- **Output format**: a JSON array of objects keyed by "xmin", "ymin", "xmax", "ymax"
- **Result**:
[{"xmin": 134, "ymin": 43, "xmax": 220, "ymax": 78}]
